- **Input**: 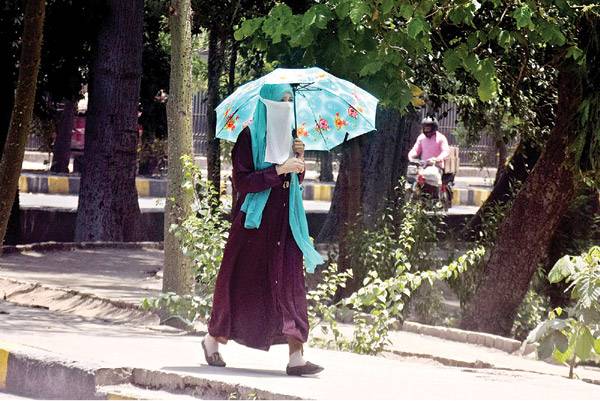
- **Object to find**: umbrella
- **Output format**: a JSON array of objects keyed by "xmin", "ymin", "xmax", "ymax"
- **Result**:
[{"xmin": 215, "ymin": 67, "xmax": 378, "ymax": 151}]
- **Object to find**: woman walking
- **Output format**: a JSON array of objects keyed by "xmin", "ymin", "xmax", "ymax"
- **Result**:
[{"xmin": 202, "ymin": 83, "xmax": 324, "ymax": 376}]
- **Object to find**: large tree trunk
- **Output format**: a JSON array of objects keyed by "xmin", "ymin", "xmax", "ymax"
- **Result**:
[
  {"xmin": 227, "ymin": 35, "xmax": 238, "ymax": 96},
  {"xmin": 361, "ymin": 109, "xmax": 420, "ymax": 227},
  {"xmin": 0, "ymin": 0, "xmax": 45, "ymax": 247},
  {"xmin": 206, "ymin": 28, "xmax": 225, "ymax": 191},
  {"xmin": 0, "ymin": 29, "xmax": 20, "ymax": 246},
  {"xmin": 319, "ymin": 151, "xmax": 334, "ymax": 182},
  {"xmin": 74, "ymin": 0, "xmax": 143, "ymax": 242},
  {"xmin": 462, "ymin": 137, "xmax": 541, "ymax": 240},
  {"xmin": 460, "ymin": 66, "xmax": 582, "ymax": 335},
  {"xmin": 50, "ymin": 98, "xmax": 75, "ymax": 173},
  {"xmin": 316, "ymin": 137, "xmax": 361, "ymax": 244},
  {"xmin": 162, "ymin": 0, "xmax": 194, "ymax": 295}
]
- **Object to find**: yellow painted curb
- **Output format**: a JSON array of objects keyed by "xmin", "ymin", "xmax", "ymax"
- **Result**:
[
  {"xmin": 314, "ymin": 184, "xmax": 333, "ymax": 201},
  {"xmin": 18, "ymin": 176, "xmax": 28, "ymax": 193},
  {"xmin": 473, "ymin": 189, "xmax": 490, "ymax": 207},
  {"xmin": 48, "ymin": 176, "xmax": 70, "ymax": 194},
  {"xmin": 0, "ymin": 348, "xmax": 9, "ymax": 390},
  {"xmin": 135, "ymin": 179, "xmax": 150, "ymax": 197},
  {"xmin": 452, "ymin": 188, "xmax": 462, "ymax": 205}
]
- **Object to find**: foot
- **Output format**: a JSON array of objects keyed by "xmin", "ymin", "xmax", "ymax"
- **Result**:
[
  {"xmin": 286, "ymin": 361, "xmax": 324, "ymax": 376},
  {"xmin": 201, "ymin": 338, "xmax": 226, "ymax": 367}
]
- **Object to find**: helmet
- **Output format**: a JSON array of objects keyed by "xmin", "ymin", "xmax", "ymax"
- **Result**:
[{"xmin": 421, "ymin": 116, "xmax": 438, "ymax": 131}]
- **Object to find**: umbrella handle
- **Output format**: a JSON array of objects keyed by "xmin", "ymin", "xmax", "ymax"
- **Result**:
[{"xmin": 292, "ymin": 84, "xmax": 298, "ymax": 140}]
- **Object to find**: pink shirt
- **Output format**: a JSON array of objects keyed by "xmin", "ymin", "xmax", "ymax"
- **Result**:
[{"xmin": 408, "ymin": 131, "xmax": 450, "ymax": 168}]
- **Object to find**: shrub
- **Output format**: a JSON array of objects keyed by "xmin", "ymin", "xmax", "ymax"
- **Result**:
[
  {"xmin": 142, "ymin": 156, "xmax": 230, "ymax": 324},
  {"xmin": 527, "ymin": 246, "xmax": 600, "ymax": 379}
]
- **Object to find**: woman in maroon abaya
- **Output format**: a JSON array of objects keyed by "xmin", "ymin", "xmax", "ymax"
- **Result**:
[{"xmin": 202, "ymin": 84, "xmax": 324, "ymax": 376}]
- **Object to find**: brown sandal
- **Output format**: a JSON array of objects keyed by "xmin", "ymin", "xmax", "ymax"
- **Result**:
[
  {"xmin": 286, "ymin": 361, "xmax": 324, "ymax": 376},
  {"xmin": 202, "ymin": 339, "xmax": 226, "ymax": 367}
]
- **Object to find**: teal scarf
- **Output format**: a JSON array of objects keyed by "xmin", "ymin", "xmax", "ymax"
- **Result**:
[{"xmin": 240, "ymin": 84, "xmax": 324, "ymax": 273}]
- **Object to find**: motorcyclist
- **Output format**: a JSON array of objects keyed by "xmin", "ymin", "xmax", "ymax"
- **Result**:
[{"xmin": 408, "ymin": 116, "xmax": 450, "ymax": 170}]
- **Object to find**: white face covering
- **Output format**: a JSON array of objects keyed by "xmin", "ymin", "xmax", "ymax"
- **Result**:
[{"xmin": 261, "ymin": 97, "xmax": 294, "ymax": 165}]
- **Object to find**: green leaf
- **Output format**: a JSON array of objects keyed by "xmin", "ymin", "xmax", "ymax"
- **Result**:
[
  {"xmin": 537, "ymin": 335, "xmax": 555, "ymax": 359},
  {"xmin": 497, "ymin": 30, "xmax": 514, "ymax": 50},
  {"xmin": 549, "ymin": 255, "xmax": 574, "ymax": 283},
  {"xmin": 594, "ymin": 338, "xmax": 600, "ymax": 355},
  {"xmin": 399, "ymin": 4, "xmax": 413, "ymax": 19},
  {"xmin": 575, "ymin": 326, "xmax": 595, "ymax": 360},
  {"xmin": 302, "ymin": 9, "xmax": 316, "ymax": 26},
  {"xmin": 349, "ymin": 2, "xmax": 370, "ymax": 24},
  {"xmin": 359, "ymin": 61, "xmax": 384, "ymax": 76},
  {"xmin": 474, "ymin": 60, "xmax": 497, "ymax": 101},
  {"xmin": 552, "ymin": 343, "xmax": 573, "ymax": 364},
  {"xmin": 512, "ymin": 4, "xmax": 533, "ymax": 29},
  {"xmin": 381, "ymin": 0, "xmax": 395, "ymax": 15},
  {"xmin": 407, "ymin": 16, "xmax": 426, "ymax": 39},
  {"xmin": 443, "ymin": 49, "xmax": 462, "ymax": 73},
  {"xmin": 539, "ymin": 22, "xmax": 566, "ymax": 46},
  {"xmin": 335, "ymin": 0, "xmax": 352, "ymax": 18},
  {"xmin": 566, "ymin": 46, "xmax": 585, "ymax": 64},
  {"xmin": 234, "ymin": 17, "xmax": 264, "ymax": 41}
]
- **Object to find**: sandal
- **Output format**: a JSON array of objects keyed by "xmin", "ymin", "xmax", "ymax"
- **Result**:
[
  {"xmin": 286, "ymin": 361, "xmax": 324, "ymax": 376},
  {"xmin": 201, "ymin": 339, "xmax": 226, "ymax": 367}
]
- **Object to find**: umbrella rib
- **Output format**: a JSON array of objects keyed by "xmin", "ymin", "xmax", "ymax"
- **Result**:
[
  {"xmin": 216, "ymin": 93, "xmax": 259, "ymax": 138},
  {"xmin": 297, "ymin": 90, "xmax": 332, "ymax": 150}
]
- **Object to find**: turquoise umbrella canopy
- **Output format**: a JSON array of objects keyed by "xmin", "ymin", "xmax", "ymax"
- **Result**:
[{"xmin": 215, "ymin": 67, "xmax": 379, "ymax": 151}]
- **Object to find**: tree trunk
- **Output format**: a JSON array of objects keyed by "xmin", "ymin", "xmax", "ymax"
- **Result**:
[
  {"xmin": 227, "ymin": 36, "xmax": 238, "ymax": 96},
  {"xmin": 0, "ymin": 34, "xmax": 20, "ymax": 247},
  {"xmin": 319, "ymin": 151, "xmax": 334, "ymax": 182},
  {"xmin": 460, "ymin": 66, "xmax": 582, "ymax": 335},
  {"xmin": 332, "ymin": 137, "xmax": 362, "ymax": 298},
  {"xmin": 162, "ymin": 0, "xmax": 194, "ymax": 295},
  {"xmin": 462, "ymin": 138, "xmax": 541, "ymax": 240},
  {"xmin": 206, "ymin": 28, "xmax": 225, "ymax": 191},
  {"xmin": 74, "ymin": 0, "xmax": 143, "ymax": 242},
  {"xmin": 362, "ymin": 109, "xmax": 420, "ymax": 228},
  {"xmin": 0, "ymin": 0, "xmax": 45, "ymax": 248},
  {"xmin": 316, "ymin": 137, "xmax": 360, "ymax": 244},
  {"xmin": 50, "ymin": 98, "xmax": 75, "ymax": 173}
]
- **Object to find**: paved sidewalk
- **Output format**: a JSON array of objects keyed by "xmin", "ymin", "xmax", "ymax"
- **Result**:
[
  {"xmin": 2, "ymin": 246, "xmax": 600, "ymax": 396},
  {"xmin": 1, "ymin": 300, "xmax": 599, "ymax": 400}
]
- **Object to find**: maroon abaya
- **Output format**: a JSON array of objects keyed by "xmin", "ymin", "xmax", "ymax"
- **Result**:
[{"xmin": 208, "ymin": 127, "xmax": 308, "ymax": 351}]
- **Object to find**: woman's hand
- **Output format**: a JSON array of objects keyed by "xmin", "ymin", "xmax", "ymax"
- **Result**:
[
  {"xmin": 292, "ymin": 139, "xmax": 305, "ymax": 159},
  {"xmin": 276, "ymin": 157, "xmax": 305, "ymax": 175}
]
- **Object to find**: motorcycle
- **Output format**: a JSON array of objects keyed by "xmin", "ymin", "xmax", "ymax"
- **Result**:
[{"xmin": 405, "ymin": 159, "xmax": 454, "ymax": 211}]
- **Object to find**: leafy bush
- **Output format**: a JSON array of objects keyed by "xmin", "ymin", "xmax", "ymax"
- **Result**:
[
  {"xmin": 527, "ymin": 246, "xmax": 600, "ymax": 379},
  {"xmin": 511, "ymin": 288, "xmax": 550, "ymax": 341},
  {"xmin": 142, "ymin": 156, "xmax": 230, "ymax": 324},
  {"xmin": 307, "ymin": 191, "xmax": 486, "ymax": 355}
]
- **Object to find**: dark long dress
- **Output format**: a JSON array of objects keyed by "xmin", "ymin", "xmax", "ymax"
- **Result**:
[{"xmin": 208, "ymin": 127, "xmax": 308, "ymax": 351}]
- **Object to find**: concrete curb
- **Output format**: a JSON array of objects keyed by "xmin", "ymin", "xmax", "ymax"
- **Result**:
[
  {"xmin": 401, "ymin": 321, "xmax": 536, "ymax": 355},
  {"xmin": 0, "ymin": 343, "xmax": 299, "ymax": 400},
  {"xmin": 19, "ymin": 172, "xmax": 490, "ymax": 205},
  {"xmin": 1, "ymin": 241, "xmax": 163, "ymax": 255},
  {"xmin": 0, "ymin": 343, "xmax": 99, "ymax": 399}
]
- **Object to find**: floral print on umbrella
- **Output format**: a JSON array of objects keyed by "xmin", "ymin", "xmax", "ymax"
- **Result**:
[{"xmin": 216, "ymin": 67, "xmax": 379, "ymax": 150}]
